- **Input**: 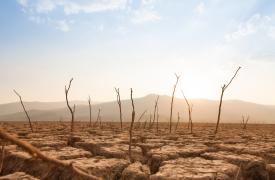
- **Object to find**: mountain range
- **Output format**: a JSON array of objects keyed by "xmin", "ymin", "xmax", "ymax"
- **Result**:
[{"xmin": 0, "ymin": 94, "xmax": 274, "ymax": 124}]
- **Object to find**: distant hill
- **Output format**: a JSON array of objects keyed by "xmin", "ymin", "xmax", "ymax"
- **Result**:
[
  {"xmin": 0, "ymin": 101, "xmax": 87, "ymax": 116},
  {"xmin": 0, "ymin": 94, "xmax": 274, "ymax": 124}
]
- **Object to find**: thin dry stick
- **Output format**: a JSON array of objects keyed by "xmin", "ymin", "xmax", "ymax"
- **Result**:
[
  {"xmin": 175, "ymin": 112, "xmax": 180, "ymax": 131},
  {"xmin": 215, "ymin": 67, "xmax": 241, "ymax": 134},
  {"xmin": 0, "ymin": 128, "xmax": 101, "ymax": 180},
  {"xmin": 150, "ymin": 96, "xmax": 160, "ymax": 129},
  {"xmin": 129, "ymin": 88, "xmax": 135, "ymax": 162},
  {"xmin": 169, "ymin": 74, "xmax": 180, "ymax": 133},
  {"xmin": 156, "ymin": 106, "xmax": 159, "ymax": 133},
  {"xmin": 143, "ymin": 119, "xmax": 148, "ymax": 129},
  {"xmin": 181, "ymin": 90, "xmax": 193, "ymax": 133},
  {"xmin": 65, "ymin": 78, "xmax": 75, "ymax": 134},
  {"xmin": 13, "ymin": 90, "xmax": 33, "ymax": 132},
  {"xmin": 94, "ymin": 108, "xmax": 101, "ymax": 127},
  {"xmin": 88, "ymin": 96, "xmax": 92, "ymax": 127},
  {"xmin": 242, "ymin": 115, "xmax": 250, "ymax": 129},
  {"xmin": 136, "ymin": 110, "xmax": 147, "ymax": 129},
  {"xmin": 115, "ymin": 88, "xmax": 123, "ymax": 130},
  {"xmin": 149, "ymin": 113, "xmax": 152, "ymax": 129},
  {"xmin": 0, "ymin": 143, "xmax": 5, "ymax": 175}
]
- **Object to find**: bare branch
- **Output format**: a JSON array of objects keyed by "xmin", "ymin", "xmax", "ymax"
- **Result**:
[
  {"xmin": 136, "ymin": 110, "xmax": 147, "ymax": 129},
  {"xmin": 114, "ymin": 87, "xmax": 123, "ymax": 130},
  {"xmin": 224, "ymin": 67, "xmax": 241, "ymax": 90},
  {"xmin": 13, "ymin": 90, "xmax": 33, "ymax": 132},
  {"xmin": 65, "ymin": 78, "xmax": 75, "ymax": 134},
  {"xmin": 215, "ymin": 67, "xmax": 241, "ymax": 134},
  {"xmin": 0, "ymin": 143, "xmax": 5, "ymax": 175},
  {"xmin": 0, "ymin": 128, "xmax": 101, "ymax": 180},
  {"xmin": 88, "ymin": 96, "xmax": 92, "ymax": 127},
  {"xmin": 150, "ymin": 95, "xmax": 160, "ymax": 129},
  {"xmin": 129, "ymin": 88, "xmax": 135, "ymax": 162},
  {"xmin": 169, "ymin": 74, "xmax": 180, "ymax": 133}
]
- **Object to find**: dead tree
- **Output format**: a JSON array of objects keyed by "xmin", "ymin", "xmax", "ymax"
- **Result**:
[
  {"xmin": 0, "ymin": 127, "xmax": 100, "ymax": 180},
  {"xmin": 65, "ymin": 78, "xmax": 75, "ymax": 134},
  {"xmin": 129, "ymin": 88, "xmax": 135, "ymax": 162},
  {"xmin": 150, "ymin": 95, "xmax": 160, "ymax": 129},
  {"xmin": 136, "ymin": 110, "xmax": 147, "ymax": 129},
  {"xmin": 149, "ymin": 113, "xmax": 152, "ymax": 128},
  {"xmin": 156, "ymin": 106, "xmax": 159, "ymax": 133},
  {"xmin": 143, "ymin": 119, "xmax": 148, "ymax": 129},
  {"xmin": 13, "ymin": 90, "xmax": 33, "ymax": 132},
  {"xmin": 215, "ymin": 67, "xmax": 241, "ymax": 134},
  {"xmin": 88, "ymin": 96, "xmax": 92, "ymax": 127},
  {"xmin": 175, "ymin": 112, "xmax": 180, "ymax": 131},
  {"xmin": 0, "ymin": 143, "xmax": 5, "ymax": 175},
  {"xmin": 242, "ymin": 115, "xmax": 250, "ymax": 129},
  {"xmin": 94, "ymin": 108, "xmax": 101, "ymax": 127},
  {"xmin": 169, "ymin": 74, "xmax": 180, "ymax": 133},
  {"xmin": 181, "ymin": 90, "xmax": 193, "ymax": 133},
  {"xmin": 115, "ymin": 88, "xmax": 123, "ymax": 130}
]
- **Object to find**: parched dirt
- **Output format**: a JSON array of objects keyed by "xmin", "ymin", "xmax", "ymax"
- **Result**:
[{"xmin": 1, "ymin": 122, "xmax": 275, "ymax": 180}]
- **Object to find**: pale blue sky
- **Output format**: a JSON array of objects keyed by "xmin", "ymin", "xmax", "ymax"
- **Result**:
[{"xmin": 1, "ymin": 0, "xmax": 275, "ymax": 104}]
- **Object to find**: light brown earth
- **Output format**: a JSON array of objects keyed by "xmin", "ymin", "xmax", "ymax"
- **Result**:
[{"xmin": 1, "ymin": 122, "xmax": 275, "ymax": 180}]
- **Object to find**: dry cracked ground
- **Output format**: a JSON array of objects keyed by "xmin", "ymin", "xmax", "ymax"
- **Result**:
[{"xmin": 1, "ymin": 122, "xmax": 275, "ymax": 180}]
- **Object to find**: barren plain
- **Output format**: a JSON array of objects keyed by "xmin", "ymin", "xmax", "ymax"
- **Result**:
[{"xmin": 0, "ymin": 122, "xmax": 275, "ymax": 180}]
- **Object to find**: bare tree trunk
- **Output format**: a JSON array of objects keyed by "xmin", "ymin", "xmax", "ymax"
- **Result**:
[
  {"xmin": 156, "ymin": 106, "xmax": 159, "ymax": 133},
  {"xmin": 65, "ymin": 78, "xmax": 75, "ymax": 134},
  {"xmin": 115, "ymin": 88, "xmax": 123, "ymax": 131},
  {"xmin": 0, "ymin": 143, "xmax": 5, "ymax": 175},
  {"xmin": 175, "ymin": 112, "xmax": 180, "ymax": 131},
  {"xmin": 181, "ymin": 90, "xmax": 193, "ymax": 134},
  {"xmin": 143, "ymin": 119, "xmax": 148, "ymax": 129},
  {"xmin": 215, "ymin": 67, "xmax": 241, "ymax": 134},
  {"xmin": 94, "ymin": 108, "xmax": 101, "ymax": 127},
  {"xmin": 181, "ymin": 90, "xmax": 193, "ymax": 133},
  {"xmin": 0, "ymin": 128, "xmax": 100, "ymax": 180},
  {"xmin": 169, "ymin": 74, "xmax": 180, "ymax": 133},
  {"xmin": 13, "ymin": 90, "xmax": 33, "ymax": 132},
  {"xmin": 150, "ymin": 96, "xmax": 159, "ymax": 129},
  {"xmin": 88, "ymin": 96, "xmax": 92, "ymax": 127},
  {"xmin": 129, "ymin": 88, "xmax": 135, "ymax": 162},
  {"xmin": 136, "ymin": 110, "xmax": 147, "ymax": 129},
  {"xmin": 242, "ymin": 115, "xmax": 249, "ymax": 129},
  {"xmin": 149, "ymin": 113, "xmax": 152, "ymax": 129}
]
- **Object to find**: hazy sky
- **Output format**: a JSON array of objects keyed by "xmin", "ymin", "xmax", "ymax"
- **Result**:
[{"xmin": 1, "ymin": 0, "xmax": 275, "ymax": 105}]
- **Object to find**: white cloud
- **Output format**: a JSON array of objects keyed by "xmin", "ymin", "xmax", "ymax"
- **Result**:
[
  {"xmin": 141, "ymin": 0, "xmax": 156, "ymax": 6},
  {"xmin": 55, "ymin": 20, "xmax": 70, "ymax": 32},
  {"xmin": 97, "ymin": 24, "xmax": 104, "ymax": 32},
  {"xmin": 62, "ymin": 0, "xmax": 128, "ymax": 14},
  {"xmin": 131, "ymin": 9, "xmax": 161, "ymax": 24},
  {"xmin": 17, "ymin": 0, "xmax": 128, "ymax": 14},
  {"xmin": 35, "ymin": 0, "xmax": 56, "ymax": 13},
  {"xmin": 194, "ymin": 2, "xmax": 205, "ymax": 15},
  {"xmin": 29, "ymin": 16, "xmax": 44, "ymax": 24},
  {"xmin": 17, "ymin": 0, "xmax": 28, "ymax": 7},
  {"xmin": 225, "ymin": 14, "xmax": 274, "ymax": 41}
]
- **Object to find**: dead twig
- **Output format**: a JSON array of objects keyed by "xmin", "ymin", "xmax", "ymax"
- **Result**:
[
  {"xmin": 13, "ymin": 90, "xmax": 33, "ymax": 132},
  {"xmin": 0, "ymin": 143, "xmax": 5, "ymax": 175},
  {"xmin": 129, "ymin": 88, "xmax": 135, "ymax": 162},
  {"xmin": 242, "ymin": 115, "xmax": 249, "ymax": 129},
  {"xmin": 150, "ymin": 96, "xmax": 160, "ymax": 129},
  {"xmin": 65, "ymin": 78, "xmax": 75, "ymax": 134},
  {"xmin": 215, "ymin": 67, "xmax": 241, "ymax": 134},
  {"xmin": 0, "ymin": 128, "xmax": 101, "ymax": 180},
  {"xmin": 181, "ymin": 90, "xmax": 193, "ymax": 133},
  {"xmin": 115, "ymin": 88, "xmax": 123, "ymax": 131},
  {"xmin": 88, "ymin": 96, "xmax": 92, "ymax": 127},
  {"xmin": 169, "ymin": 73, "xmax": 180, "ymax": 133}
]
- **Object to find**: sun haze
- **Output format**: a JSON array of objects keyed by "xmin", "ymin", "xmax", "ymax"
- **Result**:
[{"xmin": 0, "ymin": 0, "xmax": 275, "ymax": 105}]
